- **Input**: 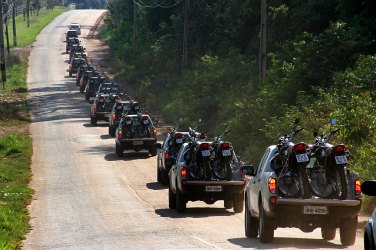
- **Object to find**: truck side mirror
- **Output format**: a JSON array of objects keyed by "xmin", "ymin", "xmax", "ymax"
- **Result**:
[
  {"xmin": 242, "ymin": 165, "xmax": 255, "ymax": 177},
  {"xmin": 362, "ymin": 180, "xmax": 376, "ymax": 196}
]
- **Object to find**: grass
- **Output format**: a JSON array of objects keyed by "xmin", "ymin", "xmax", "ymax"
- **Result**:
[
  {"xmin": 0, "ymin": 135, "xmax": 33, "ymax": 250},
  {"xmin": 0, "ymin": 6, "xmax": 68, "ymax": 249},
  {"xmin": 7, "ymin": 7, "xmax": 69, "ymax": 48}
]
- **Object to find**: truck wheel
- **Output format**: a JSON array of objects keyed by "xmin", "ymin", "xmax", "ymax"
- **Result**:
[
  {"xmin": 109, "ymin": 126, "xmax": 115, "ymax": 137},
  {"xmin": 115, "ymin": 143, "xmax": 124, "ymax": 157},
  {"xmin": 224, "ymin": 199, "xmax": 233, "ymax": 209},
  {"xmin": 176, "ymin": 186, "xmax": 186, "ymax": 213},
  {"xmin": 259, "ymin": 202, "xmax": 274, "ymax": 243},
  {"xmin": 69, "ymin": 71, "xmax": 72, "ymax": 77},
  {"xmin": 321, "ymin": 227, "xmax": 336, "ymax": 240},
  {"xmin": 340, "ymin": 217, "xmax": 357, "ymax": 246},
  {"xmin": 90, "ymin": 116, "xmax": 97, "ymax": 126},
  {"xmin": 245, "ymin": 198, "xmax": 258, "ymax": 238},
  {"xmin": 149, "ymin": 146, "xmax": 157, "ymax": 156},
  {"xmin": 161, "ymin": 170, "xmax": 169, "ymax": 186},
  {"xmin": 233, "ymin": 199, "xmax": 244, "ymax": 213},
  {"xmin": 168, "ymin": 186, "xmax": 176, "ymax": 209},
  {"xmin": 157, "ymin": 166, "xmax": 161, "ymax": 183}
]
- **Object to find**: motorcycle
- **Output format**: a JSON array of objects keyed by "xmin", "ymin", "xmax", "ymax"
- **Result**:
[
  {"xmin": 308, "ymin": 128, "xmax": 349, "ymax": 199},
  {"xmin": 210, "ymin": 130, "xmax": 233, "ymax": 181},
  {"xmin": 270, "ymin": 126, "xmax": 311, "ymax": 198},
  {"xmin": 185, "ymin": 122, "xmax": 212, "ymax": 181}
]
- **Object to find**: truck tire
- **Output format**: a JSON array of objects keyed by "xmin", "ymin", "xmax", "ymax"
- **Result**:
[
  {"xmin": 224, "ymin": 199, "xmax": 233, "ymax": 209},
  {"xmin": 259, "ymin": 202, "xmax": 274, "ymax": 243},
  {"xmin": 340, "ymin": 217, "xmax": 357, "ymax": 246},
  {"xmin": 176, "ymin": 186, "xmax": 186, "ymax": 213},
  {"xmin": 109, "ymin": 126, "xmax": 115, "ymax": 137},
  {"xmin": 233, "ymin": 199, "xmax": 244, "ymax": 213},
  {"xmin": 69, "ymin": 71, "xmax": 72, "ymax": 77},
  {"xmin": 161, "ymin": 170, "xmax": 169, "ymax": 186},
  {"xmin": 321, "ymin": 227, "xmax": 336, "ymax": 240},
  {"xmin": 168, "ymin": 186, "xmax": 176, "ymax": 209},
  {"xmin": 115, "ymin": 143, "xmax": 124, "ymax": 157},
  {"xmin": 149, "ymin": 146, "xmax": 157, "ymax": 156},
  {"xmin": 245, "ymin": 198, "xmax": 258, "ymax": 238},
  {"xmin": 90, "ymin": 116, "xmax": 97, "ymax": 126},
  {"xmin": 157, "ymin": 166, "xmax": 161, "ymax": 183}
]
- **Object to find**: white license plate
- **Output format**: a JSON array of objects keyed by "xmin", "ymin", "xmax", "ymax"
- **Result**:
[
  {"xmin": 303, "ymin": 205, "xmax": 328, "ymax": 215},
  {"xmin": 201, "ymin": 150, "xmax": 210, "ymax": 157},
  {"xmin": 133, "ymin": 141, "xmax": 143, "ymax": 146},
  {"xmin": 296, "ymin": 153, "xmax": 309, "ymax": 163},
  {"xmin": 99, "ymin": 99, "xmax": 104, "ymax": 102},
  {"xmin": 222, "ymin": 149, "xmax": 231, "ymax": 157},
  {"xmin": 143, "ymin": 120, "xmax": 149, "ymax": 125},
  {"xmin": 335, "ymin": 155, "xmax": 348, "ymax": 164},
  {"xmin": 126, "ymin": 121, "xmax": 132, "ymax": 125},
  {"xmin": 176, "ymin": 138, "xmax": 183, "ymax": 144},
  {"xmin": 205, "ymin": 186, "xmax": 222, "ymax": 192}
]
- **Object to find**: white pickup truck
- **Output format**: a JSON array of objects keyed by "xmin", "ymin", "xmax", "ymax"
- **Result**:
[{"xmin": 243, "ymin": 145, "xmax": 361, "ymax": 246}]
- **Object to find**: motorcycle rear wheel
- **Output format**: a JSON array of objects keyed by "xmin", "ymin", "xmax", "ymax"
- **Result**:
[{"xmin": 334, "ymin": 165, "xmax": 348, "ymax": 200}]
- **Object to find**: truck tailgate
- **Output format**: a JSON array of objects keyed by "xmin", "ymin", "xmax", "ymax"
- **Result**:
[{"xmin": 185, "ymin": 180, "xmax": 244, "ymax": 186}]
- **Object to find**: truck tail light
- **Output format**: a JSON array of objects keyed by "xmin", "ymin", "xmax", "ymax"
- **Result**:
[
  {"xmin": 112, "ymin": 114, "xmax": 116, "ymax": 120},
  {"xmin": 164, "ymin": 152, "xmax": 169, "ymax": 158},
  {"xmin": 153, "ymin": 129, "xmax": 157, "ymax": 135},
  {"xmin": 355, "ymin": 179, "xmax": 361, "ymax": 196},
  {"xmin": 270, "ymin": 197, "xmax": 277, "ymax": 204},
  {"xmin": 118, "ymin": 130, "xmax": 123, "ymax": 139},
  {"xmin": 268, "ymin": 178, "xmax": 277, "ymax": 194},
  {"xmin": 181, "ymin": 165, "xmax": 187, "ymax": 177}
]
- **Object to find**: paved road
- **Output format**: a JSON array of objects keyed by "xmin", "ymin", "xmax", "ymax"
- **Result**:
[{"xmin": 23, "ymin": 10, "xmax": 363, "ymax": 250}]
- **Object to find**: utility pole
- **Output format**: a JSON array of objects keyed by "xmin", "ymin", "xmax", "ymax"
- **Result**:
[
  {"xmin": 133, "ymin": 1, "xmax": 137, "ymax": 56},
  {"xmin": 12, "ymin": 2, "xmax": 16, "ymax": 47},
  {"xmin": 0, "ymin": 0, "xmax": 7, "ymax": 89},
  {"xmin": 5, "ymin": 17, "xmax": 9, "ymax": 53},
  {"xmin": 26, "ymin": 0, "xmax": 30, "ymax": 27},
  {"xmin": 182, "ymin": 0, "xmax": 188, "ymax": 74},
  {"xmin": 259, "ymin": 0, "xmax": 267, "ymax": 83}
]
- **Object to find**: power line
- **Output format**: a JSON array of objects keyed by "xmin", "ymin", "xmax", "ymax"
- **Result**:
[{"xmin": 133, "ymin": 0, "xmax": 183, "ymax": 9}]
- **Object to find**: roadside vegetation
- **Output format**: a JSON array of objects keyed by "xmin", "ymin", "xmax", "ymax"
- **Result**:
[
  {"xmin": 100, "ymin": 1, "xmax": 376, "ymax": 211},
  {"xmin": 0, "ymin": 6, "xmax": 68, "ymax": 249}
]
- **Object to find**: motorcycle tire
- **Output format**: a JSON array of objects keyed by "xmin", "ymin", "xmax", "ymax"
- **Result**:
[
  {"xmin": 203, "ymin": 160, "xmax": 211, "ymax": 181},
  {"xmin": 224, "ymin": 161, "xmax": 232, "ymax": 181},
  {"xmin": 298, "ymin": 166, "xmax": 311, "ymax": 199},
  {"xmin": 335, "ymin": 165, "xmax": 348, "ymax": 200}
]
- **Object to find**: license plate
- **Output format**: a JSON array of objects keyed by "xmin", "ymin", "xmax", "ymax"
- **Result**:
[
  {"xmin": 303, "ymin": 205, "xmax": 328, "ymax": 215},
  {"xmin": 99, "ymin": 99, "xmax": 104, "ymax": 102},
  {"xmin": 133, "ymin": 141, "xmax": 143, "ymax": 146},
  {"xmin": 222, "ymin": 149, "xmax": 231, "ymax": 157},
  {"xmin": 143, "ymin": 120, "xmax": 149, "ymax": 125},
  {"xmin": 176, "ymin": 138, "xmax": 183, "ymax": 144},
  {"xmin": 296, "ymin": 153, "xmax": 309, "ymax": 163},
  {"xmin": 201, "ymin": 150, "xmax": 210, "ymax": 157},
  {"xmin": 205, "ymin": 186, "xmax": 222, "ymax": 192},
  {"xmin": 126, "ymin": 121, "xmax": 132, "ymax": 125},
  {"xmin": 335, "ymin": 155, "xmax": 348, "ymax": 164}
]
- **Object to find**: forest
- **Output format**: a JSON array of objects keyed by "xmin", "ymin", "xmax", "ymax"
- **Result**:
[{"xmin": 99, "ymin": 0, "xmax": 376, "ymax": 197}]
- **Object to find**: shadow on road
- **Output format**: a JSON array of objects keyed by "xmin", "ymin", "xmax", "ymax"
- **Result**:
[
  {"xmin": 146, "ymin": 182, "xmax": 167, "ymax": 190},
  {"xmin": 155, "ymin": 207, "xmax": 236, "ymax": 218},
  {"xmin": 100, "ymin": 134, "xmax": 112, "ymax": 140},
  {"xmin": 228, "ymin": 237, "xmax": 345, "ymax": 249},
  {"xmin": 104, "ymin": 151, "xmax": 151, "ymax": 162}
]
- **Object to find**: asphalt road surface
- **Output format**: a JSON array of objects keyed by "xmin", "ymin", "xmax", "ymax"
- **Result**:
[{"xmin": 23, "ymin": 10, "xmax": 363, "ymax": 250}]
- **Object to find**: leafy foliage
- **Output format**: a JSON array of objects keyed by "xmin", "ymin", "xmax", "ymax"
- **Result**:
[{"xmin": 101, "ymin": 0, "xmax": 376, "ymax": 184}]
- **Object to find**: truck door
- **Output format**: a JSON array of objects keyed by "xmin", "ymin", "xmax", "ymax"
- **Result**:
[{"xmin": 249, "ymin": 148, "xmax": 270, "ymax": 215}]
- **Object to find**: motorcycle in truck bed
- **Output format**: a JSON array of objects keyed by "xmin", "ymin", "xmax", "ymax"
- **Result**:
[{"xmin": 243, "ymin": 145, "xmax": 361, "ymax": 246}]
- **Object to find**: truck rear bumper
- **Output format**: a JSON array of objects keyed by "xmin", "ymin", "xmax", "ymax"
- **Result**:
[
  {"xmin": 181, "ymin": 181, "xmax": 245, "ymax": 202},
  {"xmin": 119, "ymin": 138, "xmax": 157, "ymax": 149},
  {"xmin": 271, "ymin": 198, "xmax": 361, "ymax": 229}
]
